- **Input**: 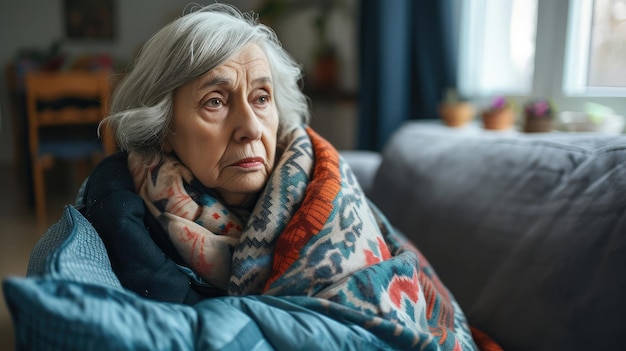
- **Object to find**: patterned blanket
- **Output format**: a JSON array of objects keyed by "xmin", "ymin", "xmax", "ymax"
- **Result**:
[{"xmin": 129, "ymin": 126, "xmax": 477, "ymax": 350}]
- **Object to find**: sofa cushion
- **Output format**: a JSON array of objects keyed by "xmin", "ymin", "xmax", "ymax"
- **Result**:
[{"xmin": 371, "ymin": 122, "xmax": 626, "ymax": 351}]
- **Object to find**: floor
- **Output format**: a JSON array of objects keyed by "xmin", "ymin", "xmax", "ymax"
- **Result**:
[{"xmin": 0, "ymin": 160, "xmax": 80, "ymax": 349}]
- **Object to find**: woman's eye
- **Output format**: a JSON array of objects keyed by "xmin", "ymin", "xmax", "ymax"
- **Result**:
[
  {"xmin": 205, "ymin": 98, "xmax": 222, "ymax": 108},
  {"xmin": 257, "ymin": 95, "xmax": 270, "ymax": 104}
]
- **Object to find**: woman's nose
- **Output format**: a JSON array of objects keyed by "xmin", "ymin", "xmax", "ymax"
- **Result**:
[{"xmin": 233, "ymin": 101, "xmax": 262, "ymax": 142}]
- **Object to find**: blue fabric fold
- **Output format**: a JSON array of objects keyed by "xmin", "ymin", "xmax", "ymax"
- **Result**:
[
  {"xmin": 3, "ymin": 278, "xmax": 394, "ymax": 351},
  {"xmin": 3, "ymin": 204, "xmax": 395, "ymax": 350}
]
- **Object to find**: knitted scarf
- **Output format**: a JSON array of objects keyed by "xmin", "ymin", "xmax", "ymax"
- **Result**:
[{"xmin": 129, "ymin": 126, "xmax": 477, "ymax": 350}]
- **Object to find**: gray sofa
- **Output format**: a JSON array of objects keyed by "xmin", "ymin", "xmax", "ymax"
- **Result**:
[{"xmin": 342, "ymin": 121, "xmax": 626, "ymax": 351}]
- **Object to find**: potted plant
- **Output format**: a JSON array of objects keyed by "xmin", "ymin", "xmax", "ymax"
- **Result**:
[
  {"xmin": 481, "ymin": 96, "xmax": 517, "ymax": 130},
  {"xmin": 258, "ymin": 0, "xmax": 346, "ymax": 90},
  {"xmin": 311, "ymin": 2, "xmax": 338, "ymax": 89},
  {"xmin": 523, "ymin": 98, "xmax": 556, "ymax": 133},
  {"xmin": 438, "ymin": 88, "xmax": 475, "ymax": 127}
]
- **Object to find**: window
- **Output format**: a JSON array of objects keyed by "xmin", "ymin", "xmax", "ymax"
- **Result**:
[
  {"xmin": 459, "ymin": 0, "xmax": 626, "ymax": 117},
  {"xmin": 458, "ymin": 0, "xmax": 538, "ymax": 96},
  {"xmin": 565, "ymin": 0, "xmax": 626, "ymax": 95}
]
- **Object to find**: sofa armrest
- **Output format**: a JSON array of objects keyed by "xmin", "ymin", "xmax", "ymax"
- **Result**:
[{"xmin": 339, "ymin": 150, "xmax": 382, "ymax": 197}]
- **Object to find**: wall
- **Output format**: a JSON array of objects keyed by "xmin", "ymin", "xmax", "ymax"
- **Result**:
[{"xmin": 0, "ymin": 0, "xmax": 358, "ymax": 165}]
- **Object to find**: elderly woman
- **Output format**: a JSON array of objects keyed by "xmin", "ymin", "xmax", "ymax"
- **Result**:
[{"xmin": 80, "ymin": 3, "xmax": 478, "ymax": 350}]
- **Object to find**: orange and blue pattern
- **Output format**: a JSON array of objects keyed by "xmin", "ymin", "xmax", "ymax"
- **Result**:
[{"xmin": 132, "ymin": 126, "xmax": 477, "ymax": 350}]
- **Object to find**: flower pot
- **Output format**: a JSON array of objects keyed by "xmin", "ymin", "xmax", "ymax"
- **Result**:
[
  {"xmin": 314, "ymin": 52, "xmax": 339, "ymax": 89},
  {"xmin": 523, "ymin": 113, "xmax": 553, "ymax": 133},
  {"xmin": 482, "ymin": 107, "xmax": 516, "ymax": 130},
  {"xmin": 439, "ymin": 102, "xmax": 475, "ymax": 127}
]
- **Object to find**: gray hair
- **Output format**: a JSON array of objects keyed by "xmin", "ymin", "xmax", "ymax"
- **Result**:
[{"xmin": 104, "ymin": 3, "xmax": 310, "ymax": 162}]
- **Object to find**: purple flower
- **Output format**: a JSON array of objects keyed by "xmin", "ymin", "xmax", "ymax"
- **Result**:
[
  {"xmin": 525, "ymin": 99, "xmax": 554, "ymax": 117},
  {"xmin": 492, "ymin": 96, "xmax": 508, "ymax": 110}
]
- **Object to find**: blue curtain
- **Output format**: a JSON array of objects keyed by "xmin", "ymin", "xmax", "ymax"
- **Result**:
[{"xmin": 357, "ymin": 0, "xmax": 458, "ymax": 150}]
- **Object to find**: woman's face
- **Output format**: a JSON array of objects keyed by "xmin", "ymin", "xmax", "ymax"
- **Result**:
[{"xmin": 167, "ymin": 44, "xmax": 279, "ymax": 207}]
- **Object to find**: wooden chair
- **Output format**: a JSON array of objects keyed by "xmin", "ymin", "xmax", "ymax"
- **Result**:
[{"xmin": 25, "ymin": 70, "xmax": 117, "ymax": 225}]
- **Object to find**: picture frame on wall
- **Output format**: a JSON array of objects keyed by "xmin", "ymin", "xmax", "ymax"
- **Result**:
[{"xmin": 64, "ymin": 0, "xmax": 115, "ymax": 40}]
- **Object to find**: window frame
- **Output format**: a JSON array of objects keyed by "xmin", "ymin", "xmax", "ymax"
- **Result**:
[{"xmin": 459, "ymin": 0, "xmax": 626, "ymax": 117}]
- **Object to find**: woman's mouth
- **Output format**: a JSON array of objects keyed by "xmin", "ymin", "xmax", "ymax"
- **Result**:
[{"xmin": 233, "ymin": 157, "xmax": 264, "ymax": 169}]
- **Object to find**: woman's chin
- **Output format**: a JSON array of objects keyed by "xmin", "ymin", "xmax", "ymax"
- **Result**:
[{"xmin": 216, "ymin": 174, "xmax": 268, "ymax": 207}]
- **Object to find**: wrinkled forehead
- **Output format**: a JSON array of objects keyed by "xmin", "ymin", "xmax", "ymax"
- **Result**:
[
  {"xmin": 179, "ymin": 44, "xmax": 273, "ymax": 93},
  {"xmin": 203, "ymin": 44, "xmax": 273, "ymax": 84}
]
